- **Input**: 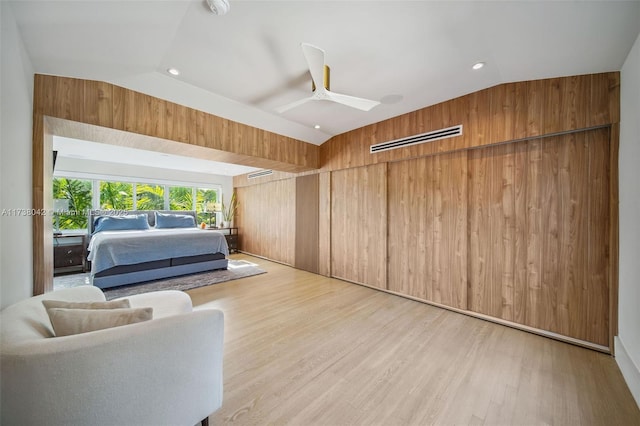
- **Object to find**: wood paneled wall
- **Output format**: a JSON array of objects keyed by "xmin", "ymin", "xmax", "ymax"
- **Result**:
[
  {"xmin": 387, "ymin": 151, "xmax": 468, "ymax": 310},
  {"xmin": 321, "ymin": 73, "xmax": 619, "ymax": 172},
  {"xmin": 236, "ymin": 173, "xmax": 331, "ymax": 276},
  {"xmin": 467, "ymin": 129, "xmax": 610, "ymax": 346},
  {"xmin": 318, "ymin": 172, "xmax": 332, "ymax": 277},
  {"xmin": 295, "ymin": 174, "xmax": 319, "ymax": 273},
  {"xmin": 31, "ymin": 116, "xmax": 54, "ymax": 295},
  {"xmin": 236, "ymin": 180, "xmax": 296, "ymax": 266},
  {"xmin": 33, "ymin": 74, "xmax": 318, "ymax": 173},
  {"xmin": 233, "ymin": 72, "xmax": 618, "ymax": 350},
  {"xmin": 330, "ymin": 164, "xmax": 387, "ymax": 289}
]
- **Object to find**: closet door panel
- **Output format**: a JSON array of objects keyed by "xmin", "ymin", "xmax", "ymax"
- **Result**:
[
  {"xmin": 388, "ymin": 152, "xmax": 467, "ymax": 309},
  {"xmin": 468, "ymin": 129, "xmax": 610, "ymax": 345},
  {"xmin": 331, "ymin": 164, "xmax": 387, "ymax": 289}
]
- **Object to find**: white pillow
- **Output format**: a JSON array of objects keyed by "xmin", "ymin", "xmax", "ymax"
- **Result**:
[{"xmin": 47, "ymin": 307, "xmax": 153, "ymax": 337}]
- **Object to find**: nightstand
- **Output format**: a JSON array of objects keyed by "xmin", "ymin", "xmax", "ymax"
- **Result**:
[
  {"xmin": 53, "ymin": 233, "xmax": 87, "ymax": 275},
  {"xmin": 205, "ymin": 227, "xmax": 239, "ymax": 253}
]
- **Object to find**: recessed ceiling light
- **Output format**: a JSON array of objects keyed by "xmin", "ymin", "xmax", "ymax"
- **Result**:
[
  {"xmin": 314, "ymin": 124, "xmax": 321, "ymax": 129},
  {"xmin": 167, "ymin": 68, "xmax": 180, "ymax": 76},
  {"xmin": 472, "ymin": 62, "xmax": 485, "ymax": 70}
]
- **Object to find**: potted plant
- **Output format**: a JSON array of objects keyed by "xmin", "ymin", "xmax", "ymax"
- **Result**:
[{"xmin": 221, "ymin": 191, "xmax": 238, "ymax": 228}]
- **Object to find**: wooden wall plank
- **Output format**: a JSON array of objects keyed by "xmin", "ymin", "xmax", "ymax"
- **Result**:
[
  {"xmin": 331, "ymin": 164, "xmax": 387, "ymax": 289},
  {"xmin": 31, "ymin": 116, "xmax": 54, "ymax": 295},
  {"xmin": 318, "ymin": 172, "xmax": 331, "ymax": 277},
  {"xmin": 112, "ymin": 85, "xmax": 125, "ymax": 131},
  {"xmin": 467, "ymin": 130, "xmax": 610, "ymax": 345},
  {"xmin": 555, "ymin": 133, "xmax": 588, "ymax": 339},
  {"xmin": 236, "ymin": 179, "xmax": 296, "ymax": 265},
  {"xmin": 468, "ymin": 147, "xmax": 492, "ymax": 315},
  {"xmin": 608, "ymin": 124, "xmax": 619, "ymax": 351},
  {"xmin": 439, "ymin": 152, "xmax": 468, "ymax": 308},
  {"xmin": 513, "ymin": 142, "xmax": 528, "ymax": 324},
  {"xmin": 540, "ymin": 135, "xmax": 560, "ymax": 334},
  {"xmin": 83, "ymin": 80, "xmax": 113, "ymax": 128},
  {"xmin": 295, "ymin": 174, "xmax": 320, "ymax": 273},
  {"xmin": 499, "ymin": 143, "xmax": 516, "ymax": 322},
  {"xmin": 525, "ymin": 140, "xmax": 543, "ymax": 329},
  {"xmin": 54, "ymin": 76, "xmax": 84, "ymax": 122},
  {"xmin": 164, "ymin": 102, "xmax": 190, "ymax": 144},
  {"xmin": 587, "ymin": 128, "xmax": 610, "ymax": 346},
  {"xmin": 388, "ymin": 157, "xmax": 424, "ymax": 299},
  {"xmin": 388, "ymin": 152, "xmax": 467, "ymax": 309}
]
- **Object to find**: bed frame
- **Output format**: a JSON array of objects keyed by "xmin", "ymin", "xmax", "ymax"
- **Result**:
[{"xmin": 87, "ymin": 210, "xmax": 228, "ymax": 289}]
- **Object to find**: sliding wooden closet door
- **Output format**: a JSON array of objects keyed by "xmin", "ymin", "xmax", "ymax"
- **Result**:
[
  {"xmin": 295, "ymin": 174, "xmax": 319, "ymax": 273},
  {"xmin": 331, "ymin": 164, "xmax": 387, "ymax": 289},
  {"xmin": 468, "ymin": 142, "xmax": 528, "ymax": 322},
  {"xmin": 468, "ymin": 128, "xmax": 610, "ymax": 345},
  {"xmin": 387, "ymin": 152, "xmax": 468, "ymax": 309},
  {"xmin": 236, "ymin": 179, "xmax": 296, "ymax": 265}
]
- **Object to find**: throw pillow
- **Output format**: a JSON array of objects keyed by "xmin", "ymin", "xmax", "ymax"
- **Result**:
[
  {"xmin": 93, "ymin": 214, "xmax": 150, "ymax": 234},
  {"xmin": 155, "ymin": 212, "xmax": 196, "ymax": 229},
  {"xmin": 47, "ymin": 307, "xmax": 153, "ymax": 337}
]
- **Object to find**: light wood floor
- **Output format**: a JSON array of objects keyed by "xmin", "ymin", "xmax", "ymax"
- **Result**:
[{"xmin": 189, "ymin": 254, "xmax": 640, "ymax": 426}]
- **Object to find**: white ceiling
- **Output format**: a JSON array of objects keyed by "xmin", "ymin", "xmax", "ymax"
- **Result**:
[
  {"xmin": 53, "ymin": 136, "xmax": 261, "ymax": 176},
  {"xmin": 8, "ymin": 0, "xmax": 640, "ymax": 174}
]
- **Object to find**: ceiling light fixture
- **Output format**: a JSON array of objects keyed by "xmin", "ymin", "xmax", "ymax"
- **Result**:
[
  {"xmin": 167, "ymin": 68, "xmax": 180, "ymax": 76},
  {"xmin": 472, "ymin": 62, "xmax": 485, "ymax": 70},
  {"xmin": 206, "ymin": 0, "xmax": 230, "ymax": 15},
  {"xmin": 314, "ymin": 124, "xmax": 321, "ymax": 129}
]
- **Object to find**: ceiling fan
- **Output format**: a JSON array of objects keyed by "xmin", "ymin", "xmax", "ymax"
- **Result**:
[{"xmin": 276, "ymin": 43, "xmax": 380, "ymax": 114}]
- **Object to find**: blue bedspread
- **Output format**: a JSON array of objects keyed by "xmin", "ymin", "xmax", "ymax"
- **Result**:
[{"xmin": 88, "ymin": 228, "xmax": 229, "ymax": 275}]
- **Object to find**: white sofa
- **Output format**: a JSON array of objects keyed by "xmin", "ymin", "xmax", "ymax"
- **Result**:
[{"xmin": 0, "ymin": 286, "xmax": 224, "ymax": 426}]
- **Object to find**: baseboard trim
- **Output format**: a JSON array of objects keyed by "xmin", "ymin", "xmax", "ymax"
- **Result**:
[
  {"xmin": 615, "ymin": 336, "xmax": 640, "ymax": 409},
  {"xmin": 333, "ymin": 275, "xmax": 611, "ymax": 354},
  {"xmin": 236, "ymin": 251, "xmax": 292, "ymax": 267}
]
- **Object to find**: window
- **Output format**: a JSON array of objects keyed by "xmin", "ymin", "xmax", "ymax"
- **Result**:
[
  {"xmin": 54, "ymin": 176, "xmax": 220, "ymax": 229},
  {"xmin": 196, "ymin": 188, "xmax": 219, "ymax": 225},
  {"xmin": 169, "ymin": 186, "xmax": 193, "ymax": 211},
  {"xmin": 53, "ymin": 178, "xmax": 92, "ymax": 230},
  {"xmin": 136, "ymin": 183, "xmax": 164, "ymax": 210},
  {"xmin": 100, "ymin": 181, "xmax": 133, "ymax": 210}
]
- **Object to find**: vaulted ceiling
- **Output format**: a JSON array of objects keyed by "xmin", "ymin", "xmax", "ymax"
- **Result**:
[{"xmin": 8, "ymin": 0, "xmax": 640, "ymax": 174}]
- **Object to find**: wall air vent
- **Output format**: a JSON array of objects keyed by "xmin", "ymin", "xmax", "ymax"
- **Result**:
[
  {"xmin": 370, "ymin": 125, "xmax": 463, "ymax": 154},
  {"xmin": 248, "ymin": 169, "xmax": 273, "ymax": 179}
]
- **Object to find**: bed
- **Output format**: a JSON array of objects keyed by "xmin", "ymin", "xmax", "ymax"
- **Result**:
[{"xmin": 87, "ymin": 210, "xmax": 229, "ymax": 289}]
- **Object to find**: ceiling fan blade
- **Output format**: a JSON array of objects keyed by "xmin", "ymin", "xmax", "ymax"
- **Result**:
[
  {"xmin": 276, "ymin": 43, "xmax": 379, "ymax": 114},
  {"xmin": 301, "ymin": 43, "xmax": 326, "ymax": 90},
  {"xmin": 275, "ymin": 95, "xmax": 315, "ymax": 114},
  {"xmin": 325, "ymin": 90, "xmax": 380, "ymax": 111}
]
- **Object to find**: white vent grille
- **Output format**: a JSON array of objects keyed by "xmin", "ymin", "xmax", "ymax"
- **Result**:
[
  {"xmin": 370, "ymin": 125, "xmax": 463, "ymax": 154},
  {"xmin": 248, "ymin": 169, "xmax": 273, "ymax": 179}
]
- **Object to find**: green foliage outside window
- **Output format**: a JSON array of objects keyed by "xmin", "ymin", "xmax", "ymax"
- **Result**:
[
  {"xmin": 53, "ymin": 178, "xmax": 92, "ymax": 230},
  {"xmin": 100, "ymin": 182, "xmax": 133, "ymax": 210},
  {"xmin": 196, "ymin": 188, "xmax": 218, "ymax": 226},
  {"xmin": 136, "ymin": 183, "xmax": 164, "ymax": 210},
  {"xmin": 169, "ymin": 186, "xmax": 193, "ymax": 211},
  {"xmin": 54, "ymin": 176, "xmax": 220, "ymax": 230}
]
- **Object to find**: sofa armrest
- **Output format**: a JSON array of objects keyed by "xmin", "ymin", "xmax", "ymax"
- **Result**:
[{"xmin": 1, "ymin": 309, "xmax": 224, "ymax": 426}]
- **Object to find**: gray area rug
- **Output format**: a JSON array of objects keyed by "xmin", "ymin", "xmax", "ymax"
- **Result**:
[{"xmin": 54, "ymin": 259, "xmax": 266, "ymax": 300}]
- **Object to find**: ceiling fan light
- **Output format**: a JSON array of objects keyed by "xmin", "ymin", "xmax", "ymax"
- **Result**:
[{"xmin": 206, "ymin": 0, "xmax": 230, "ymax": 15}]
